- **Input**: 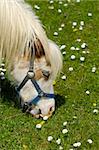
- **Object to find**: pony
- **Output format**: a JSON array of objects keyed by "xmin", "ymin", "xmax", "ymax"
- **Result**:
[{"xmin": 0, "ymin": 0, "xmax": 62, "ymax": 118}]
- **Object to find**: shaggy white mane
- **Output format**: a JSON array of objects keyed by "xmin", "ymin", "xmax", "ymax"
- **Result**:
[{"xmin": 0, "ymin": 0, "xmax": 62, "ymax": 80}]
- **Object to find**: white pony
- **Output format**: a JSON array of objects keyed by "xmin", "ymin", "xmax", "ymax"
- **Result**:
[{"xmin": 0, "ymin": 0, "xmax": 62, "ymax": 118}]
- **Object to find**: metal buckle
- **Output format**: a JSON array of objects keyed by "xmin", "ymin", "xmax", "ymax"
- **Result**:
[
  {"xmin": 38, "ymin": 91, "xmax": 44, "ymax": 97},
  {"xmin": 27, "ymin": 71, "xmax": 35, "ymax": 79}
]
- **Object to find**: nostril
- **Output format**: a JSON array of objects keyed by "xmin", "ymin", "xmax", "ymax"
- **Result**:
[
  {"xmin": 39, "ymin": 109, "xmax": 41, "ymax": 114},
  {"xmin": 50, "ymin": 106, "xmax": 53, "ymax": 111}
]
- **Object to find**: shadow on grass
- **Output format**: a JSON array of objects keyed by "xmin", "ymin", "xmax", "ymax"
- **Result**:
[
  {"xmin": 1, "ymin": 79, "xmax": 65, "ymax": 110},
  {"xmin": 55, "ymin": 94, "xmax": 65, "ymax": 109},
  {"xmin": 1, "ymin": 79, "xmax": 20, "ymax": 109}
]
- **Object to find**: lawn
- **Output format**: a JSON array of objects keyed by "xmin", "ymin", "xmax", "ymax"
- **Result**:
[{"xmin": 0, "ymin": 0, "xmax": 99, "ymax": 150}]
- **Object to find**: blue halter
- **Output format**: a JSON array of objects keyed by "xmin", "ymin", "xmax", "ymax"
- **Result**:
[
  {"xmin": 16, "ymin": 70, "xmax": 55, "ymax": 106},
  {"xmin": 15, "ymin": 47, "xmax": 55, "ymax": 112}
]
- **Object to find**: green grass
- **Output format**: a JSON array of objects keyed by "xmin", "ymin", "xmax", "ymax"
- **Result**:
[{"xmin": 0, "ymin": 0, "xmax": 99, "ymax": 149}]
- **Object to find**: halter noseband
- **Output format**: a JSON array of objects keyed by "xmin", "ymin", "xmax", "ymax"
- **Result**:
[{"xmin": 15, "ymin": 45, "xmax": 55, "ymax": 112}]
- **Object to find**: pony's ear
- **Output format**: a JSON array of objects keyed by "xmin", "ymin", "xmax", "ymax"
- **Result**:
[{"xmin": 34, "ymin": 39, "xmax": 45, "ymax": 58}]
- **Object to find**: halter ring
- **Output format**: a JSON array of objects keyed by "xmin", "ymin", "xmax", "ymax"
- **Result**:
[{"xmin": 27, "ymin": 71, "xmax": 35, "ymax": 78}]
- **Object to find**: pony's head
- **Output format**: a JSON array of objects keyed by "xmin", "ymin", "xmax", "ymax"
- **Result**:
[
  {"xmin": 0, "ymin": 0, "xmax": 62, "ymax": 117},
  {"xmin": 12, "ymin": 39, "xmax": 62, "ymax": 117}
]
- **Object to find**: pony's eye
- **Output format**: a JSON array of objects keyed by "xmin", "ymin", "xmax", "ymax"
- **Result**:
[{"xmin": 42, "ymin": 70, "xmax": 50, "ymax": 79}]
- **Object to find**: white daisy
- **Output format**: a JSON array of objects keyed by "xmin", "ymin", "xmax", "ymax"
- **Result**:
[
  {"xmin": 69, "ymin": 67, "xmax": 73, "ymax": 71},
  {"xmin": 76, "ymin": 38, "xmax": 81, "ymax": 42},
  {"xmin": 79, "ymin": 26, "xmax": 83, "ymax": 30},
  {"xmin": 61, "ymin": 23, "xmax": 65, "ymax": 28},
  {"xmin": 92, "ymin": 67, "xmax": 96, "ymax": 73},
  {"xmin": 61, "ymin": 75, "xmax": 66, "ymax": 80},
  {"xmin": 48, "ymin": 6, "xmax": 54, "ymax": 10},
  {"xmin": 59, "ymin": 1, "xmax": 63, "ymax": 4},
  {"xmin": 80, "ymin": 56, "xmax": 85, "ymax": 62},
  {"xmin": 59, "ymin": 146, "xmax": 63, "ymax": 150},
  {"xmin": 70, "ymin": 47, "xmax": 75, "ymax": 51},
  {"xmin": 73, "ymin": 142, "xmax": 81, "ymax": 147},
  {"xmin": 58, "ymin": 9, "xmax": 62, "ymax": 13},
  {"xmin": 73, "ymin": 116, "xmax": 77, "ymax": 119},
  {"xmin": 93, "ymin": 109, "xmax": 98, "ymax": 114},
  {"xmin": 34, "ymin": 5, "xmax": 40, "ymax": 10},
  {"xmin": 76, "ymin": 0, "xmax": 80, "ymax": 2},
  {"xmin": 58, "ymin": 27, "xmax": 62, "ymax": 31},
  {"xmin": 36, "ymin": 124, "xmax": 42, "ymax": 129},
  {"xmin": 71, "ymin": 55, "xmax": 76, "ymax": 60},
  {"xmin": 49, "ymin": 0, "xmax": 54, "ymax": 4},
  {"xmin": 47, "ymin": 136, "xmax": 53, "ymax": 142},
  {"xmin": 1, "ymin": 63, "xmax": 5, "ymax": 67},
  {"xmin": 64, "ymin": 3, "xmax": 68, "ymax": 7},
  {"xmin": 67, "ymin": 0, "xmax": 71, "ymax": 2},
  {"xmin": 75, "ymin": 47, "xmax": 80, "ymax": 51},
  {"xmin": 54, "ymin": 32, "xmax": 58, "ymax": 36},
  {"xmin": 88, "ymin": 12, "xmax": 92, "ymax": 17},
  {"xmin": 63, "ymin": 121, "xmax": 67, "ymax": 126},
  {"xmin": 56, "ymin": 139, "xmax": 61, "ymax": 145},
  {"xmin": 82, "ymin": 51, "xmax": 86, "ymax": 54},
  {"xmin": 62, "ymin": 51, "xmax": 66, "ymax": 55},
  {"xmin": 60, "ymin": 45, "xmax": 66, "ymax": 50},
  {"xmin": 0, "ymin": 68, "xmax": 3, "ymax": 71},
  {"xmin": 87, "ymin": 139, "xmax": 93, "ymax": 144},
  {"xmin": 86, "ymin": 50, "xmax": 90, "ymax": 54},
  {"xmin": 86, "ymin": 90, "xmax": 90, "ymax": 95},
  {"xmin": 72, "ymin": 22, "xmax": 77, "ymax": 27},
  {"xmin": 81, "ymin": 43, "xmax": 87, "ymax": 49},
  {"xmin": 62, "ymin": 129, "xmax": 68, "ymax": 134},
  {"xmin": 80, "ymin": 21, "xmax": 84, "ymax": 26},
  {"xmin": 0, "ymin": 72, "xmax": 4, "ymax": 76},
  {"xmin": 43, "ymin": 116, "xmax": 49, "ymax": 121},
  {"xmin": 2, "ymin": 69, "xmax": 6, "ymax": 72}
]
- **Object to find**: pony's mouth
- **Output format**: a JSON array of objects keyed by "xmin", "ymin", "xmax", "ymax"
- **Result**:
[{"xmin": 21, "ymin": 97, "xmax": 55, "ymax": 119}]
